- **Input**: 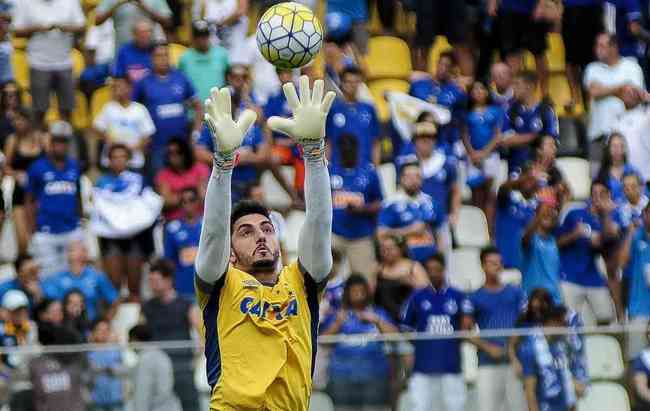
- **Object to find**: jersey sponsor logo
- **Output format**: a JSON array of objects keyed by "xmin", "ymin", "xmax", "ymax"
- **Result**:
[
  {"xmin": 426, "ymin": 314, "xmax": 454, "ymax": 335},
  {"xmin": 239, "ymin": 297, "xmax": 299, "ymax": 320},
  {"xmin": 179, "ymin": 246, "xmax": 198, "ymax": 265},
  {"xmin": 333, "ymin": 191, "xmax": 364, "ymax": 209},
  {"xmin": 44, "ymin": 181, "xmax": 77, "ymax": 195},
  {"xmin": 156, "ymin": 103, "xmax": 184, "ymax": 119}
]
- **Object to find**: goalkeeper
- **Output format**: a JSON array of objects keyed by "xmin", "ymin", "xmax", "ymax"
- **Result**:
[{"xmin": 194, "ymin": 76, "xmax": 336, "ymax": 411}]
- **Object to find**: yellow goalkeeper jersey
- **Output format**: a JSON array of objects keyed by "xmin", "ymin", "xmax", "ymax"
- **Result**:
[{"xmin": 195, "ymin": 261, "xmax": 323, "ymax": 411}]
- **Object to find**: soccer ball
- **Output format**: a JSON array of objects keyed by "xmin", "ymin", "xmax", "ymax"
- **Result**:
[{"xmin": 256, "ymin": 2, "xmax": 323, "ymax": 69}]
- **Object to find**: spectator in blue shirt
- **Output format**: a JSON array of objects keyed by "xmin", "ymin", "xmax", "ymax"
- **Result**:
[
  {"xmin": 619, "ymin": 203, "xmax": 650, "ymax": 356},
  {"xmin": 620, "ymin": 173, "xmax": 649, "ymax": 227},
  {"xmin": 521, "ymin": 203, "xmax": 562, "ymax": 303},
  {"xmin": 396, "ymin": 114, "xmax": 460, "ymax": 257},
  {"xmin": 133, "ymin": 43, "xmax": 203, "ymax": 177},
  {"xmin": 79, "ymin": 43, "xmax": 111, "ymax": 99},
  {"xmin": 164, "ymin": 187, "xmax": 202, "ymax": 299},
  {"xmin": 378, "ymin": 162, "xmax": 443, "ymax": 264},
  {"xmin": 557, "ymin": 181, "xmax": 620, "ymax": 324},
  {"xmin": 463, "ymin": 80, "xmax": 503, "ymax": 232},
  {"xmin": 87, "ymin": 317, "xmax": 126, "ymax": 411},
  {"xmin": 502, "ymin": 70, "xmax": 559, "ymax": 174},
  {"xmin": 605, "ymin": 0, "xmax": 648, "ymax": 61},
  {"xmin": 402, "ymin": 252, "xmax": 473, "ymax": 411},
  {"xmin": 26, "ymin": 121, "xmax": 83, "ymax": 277},
  {"xmin": 330, "ymin": 133, "xmax": 383, "ymax": 279},
  {"xmin": 0, "ymin": 255, "xmax": 43, "ymax": 311},
  {"xmin": 42, "ymin": 241, "xmax": 119, "ymax": 322},
  {"xmin": 517, "ymin": 305, "xmax": 578, "ymax": 411},
  {"xmin": 326, "ymin": 66, "xmax": 380, "ymax": 168},
  {"xmin": 632, "ymin": 326, "xmax": 650, "ymax": 410},
  {"xmin": 95, "ymin": 144, "xmax": 154, "ymax": 302},
  {"xmin": 495, "ymin": 164, "xmax": 540, "ymax": 269},
  {"xmin": 409, "ymin": 51, "xmax": 468, "ymax": 152},
  {"xmin": 596, "ymin": 132, "xmax": 640, "ymax": 204},
  {"xmin": 320, "ymin": 274, "xmax": 397, "ymax": 409},
  {"xmin": 113, "ymin": 19, "xmax": 154, "ymax": 83},
  {"xmin": 325, "ymin": 0, "xmax": 370, "ymax": 53},
  {"xmin": 467, "ymin": 246, "xmax": 527, "ymax": 411}
]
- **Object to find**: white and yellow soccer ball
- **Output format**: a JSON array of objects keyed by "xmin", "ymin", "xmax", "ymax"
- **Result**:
[{"xmin": 256, "ymin": 2, "xmax": 323, "ymax": 69}]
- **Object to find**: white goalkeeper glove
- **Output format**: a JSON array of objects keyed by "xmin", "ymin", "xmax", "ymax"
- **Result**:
[
  {"xmin": 204, "ymin": 87, "xmax": 257, "ymax": 169},
  {"xmin": 267, "ymin": 75, "xmax": 336, "ymax": 161}
]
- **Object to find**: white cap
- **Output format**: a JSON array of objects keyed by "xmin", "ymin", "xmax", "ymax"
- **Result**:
[{"xmin": 2, "ymin": 290, "xmax": 29, "ymax": 311}]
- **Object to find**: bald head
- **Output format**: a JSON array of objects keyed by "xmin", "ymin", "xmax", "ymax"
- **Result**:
[
  {"xmin": 491, "ymin": 62, "xmax": 512, "ymax": 93},
  {"xmin": 133, "ymin": 19, "xmax": 153, "ymax": 49}
]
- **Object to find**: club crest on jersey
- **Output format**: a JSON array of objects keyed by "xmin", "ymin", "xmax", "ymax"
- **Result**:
[{"xmin": 242, "ymin": 279, "xmax": 260, "ymax": 289}]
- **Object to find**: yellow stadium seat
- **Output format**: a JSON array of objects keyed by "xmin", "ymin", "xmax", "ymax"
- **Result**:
[
  {"xmin": 71, "ymin": 49, "xmax": 85, "ymax": 78},
  {"xmin": 366, "ymin": 36, "xmax": 411, "ymax": 80},
  {"xmin": 428, "ymin": 36, "xmax": 452, "ymax": 74},
  {"xmin": 547, "ymin": 33, "xmax": 565, "ymax": 72},
  {"xmin": 169, "ymin": 43, "xmax": 187, "ymax": 67},
  {"xmin": 549, "ymin": 73, "xmax": 583, "ymax": 116},
  {"xmin": 368, "ymin": 79, "xmax": 410, "ymax": 122},
  {"xmin": 72, "ymin": 92, "xmax": 89, "ymax": 129},
  {"xmin": 91, "ymin": 85, "xmax": 112, "ymax": 123},
  {"xmin": 12, "ymin": 50, "xmax": 29, "ymax": 90},
  {"xmin": 45, "ymin": 96, "xmax": 60, "ymax": 125}
]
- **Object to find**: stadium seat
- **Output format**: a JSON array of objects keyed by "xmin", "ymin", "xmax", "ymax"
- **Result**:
[
  {"xmin": 454, "ymin": 206, "xmax": 490, "ymax": 248},
  {"xmin": 549, "ymin": 73, "xmax": 584, "ymax": 117},
  {"xmin": 72, "ymin": 91, "xmax": 90, "ymax": 129},
  {"xmin": 309, "ymin": 392, "xmax": 334, "ymax": 411},
  {"xmin": 260, "ymin": 167, "xmax": 294, "ymax": 210},
  {"xmin": 71, "ymin": 48, "xmax": 85, "ymax": 78},
  {"xmin": 90, "ymin": 85, "xmax": 112, "ymax": 122},
  {"xmin": 585, "ymin": 335, "xmax": 624, "ymax": 380},
  {"xmin": 501, "ymin": 268, "xmax": 522, "ymax": 285},
  {"xmin": 368, "ymin": 79, "xmax": 410, "ymax": 122},
  {"xmin": 547, "ymin": 33, "xmax": 566, "ymax": 73},
  {"xmin": 285, "ymin": 211, "xmax": 306, "ymax": 258},
  {"xmin": 556, "ymin": 157, "xmax": 591, "ymax": 201},
  {"xmin": 449, "ymin": 247, "xmax": 484, "ymax": 292},
  {"xmin": 366, "ymin": 36, "xmax": 412, "ymax": 80},
  {"xmin": 578, "ymin": 382, "xmax": 630, "ymax": 411},
  {"xmin": 12, "ymin": 50, "xmax": 29, "ymax": 90},
  {"xmin": 111, "ymin": 303, "xmax": 141, "ymax": 341},
  {"xmin": 169, "ymin": 43, "xmax": 187, "ymax": 67},
  {"xmin": 462, "ymin": 342, "xmax": 478, "ymax": 383},
  {"xmin": 428, "ymin": 36, "xmax": 453, "ymax": 74},
  {"xmin": 378, "ymin": 163, "xmax": 397, "ymax": 198}
]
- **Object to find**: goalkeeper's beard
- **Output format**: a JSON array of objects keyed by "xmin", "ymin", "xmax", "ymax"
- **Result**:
[{"xmin": 233, "ymin": 248, "xmax": 281, "ymax": 273}]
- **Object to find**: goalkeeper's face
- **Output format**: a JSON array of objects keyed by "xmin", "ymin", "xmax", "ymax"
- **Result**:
[{"xmin": 230, "ymin": 213, "xmax": 281, "ymax": 274}]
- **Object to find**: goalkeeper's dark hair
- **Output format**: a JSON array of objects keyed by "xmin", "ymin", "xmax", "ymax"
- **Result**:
[{"xmin": 230, "ymin": 200, "xmax": 271, "ymax": 233}]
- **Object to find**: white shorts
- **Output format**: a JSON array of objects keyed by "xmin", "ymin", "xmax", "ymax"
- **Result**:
[
  {"xmin": 477, "ymin": 364, "xmax": 526, "ymax": 411},
  {"xmin": 560, "ymin": 281, "xmax": 615, "ymax": 324},
  {"xmin": 408, "ymin": 372, "xmax": 466, "ymax": 411},
  {"xmin": 466, "ymin": 153, "xmax": 501, "ymax": 188},
  {"xmin": 29, "ymin": 228, "xmax": 83, "ymax": 278}
]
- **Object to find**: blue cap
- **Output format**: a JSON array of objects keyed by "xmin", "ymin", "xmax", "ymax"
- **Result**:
[{"xmin": 325, "ymin": 12, "xmax": 352, "ymax": 41}]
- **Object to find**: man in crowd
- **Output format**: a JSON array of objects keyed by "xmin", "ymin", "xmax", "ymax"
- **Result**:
[
  {"xmin": 501, "ymin": 70, "xmax": 559, "ymax": 174},
  {"xmin": 378, "ymin": 162, "xmax": 443, "ymax": 264},
  {"xmin": 490, "ymin": 62, "xmax": 514, "ymax": 109},
  {"xmin": 164, "ymin": 187, "xmax": 203, "ymax": 299},
  {"xmin": 326, "ymin": 66, "xmax": 380, "ymax": 167},
  {"xmin": 495, "ymin": 164, "xmax": 540, "ymax": 270},
  {"xmin": 620, "ymin": 173, "xmax": 649, "ymax": 228},
  {"xmin": 0, "ymin": 255, "xmax": 43, "ymax": 310},
  {"xmin": 522, "ymin": 203, "xmax": 562, "ymax": 303},
  {"xmin": 96, "ymin": 0, "xmax": 171, "ymax": 51},
  {"xmin": 614, "ymin": 85, "xmax": 650, "ymax": 181},
  {"xmin": 409, "ymin": 51, "xmax": 468, "ymax": 153},
  {"xmin": 133, "ymin": 43, "xmax": 203, "ymax": 175},
  {"xmin": 26, "ymin": 122, "xmax": 83, "ymax": 277},
  {"xmin": 584, "ymin": 32, "xmax": 644, "ymax": 159},
  {"xmin": 12, "ymin": 0, "xmax": 85, "ymax": 129},
  {"xmin": 178, "ymin": 20, "xmax": 230, "ymax": 103},
  {"xmin": 330, "ymin": 133, "xmax": 383, "ymax": 280},
  {"xmin": 467, "ymin": 247, "xmax": 527, "ymax": 411},
  {"xmin": 42, "ymin": 241, "xmax": 119, "ymax": 322},
  {"xmin": 141, "ymin": 258, "xmax": 201, "ymax": 411},
  {"xmin": 113, "ymin": 19, "xmax": 154, "ymax": 83},
  {"xmin": 557, "ymin": 181, "xmax": 620, "ymax": 324},
  {"xmin": 401, "ymin": 252, "xmax": 473, "ymax": 411}
]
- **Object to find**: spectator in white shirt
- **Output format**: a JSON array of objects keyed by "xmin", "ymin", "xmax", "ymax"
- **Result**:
[
  {"xmin": 93, "ymin": 76, "xmax": 156, "ymax": 171},
  {"xmin": 584, "ymin": 32, "xmax": 644, "ymax": 162},
  {"xmin": 614, "ymin": 85, "xmax": 650, "ymax": 182},
  {"xmin": 11, "ymin": 0, "xmax": 85, "ymax": 130},
  {"xmin": 193, "ymin": 0, "xmax": 249, "ymax": 55}
]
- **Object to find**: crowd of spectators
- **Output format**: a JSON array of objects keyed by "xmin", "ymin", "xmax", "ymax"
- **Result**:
[{"xmin": 2, "ymin": 0, "xmax": 650, "ymax": 410}]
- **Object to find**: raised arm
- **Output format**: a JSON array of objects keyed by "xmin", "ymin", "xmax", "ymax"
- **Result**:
[
  {"xmin": 267, "ymin": 76, "xmax": 336, "ymax": 282},
  {"xmin": 195, "ymin": 88, "xmax": 257, "ymax": 285}
]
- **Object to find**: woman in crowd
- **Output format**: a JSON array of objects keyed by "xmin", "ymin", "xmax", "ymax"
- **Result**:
[
  {"xmin": 596, "ymin": 133, "xmax": 639, "ymax": 204},
  {"xmin": 3, "ymin": 107, "xmax": 46, "ymax": 253},
  {"xmin": 374, "ymin": 235, "xmax": 428, "ymax": 323},
  {"xmin": 0, "ymin": 81, "xmax": 22, "ymax": 145},
  {"xmin": 62, "ymin": 289, "xmax": 91, "ymax": 341},
  {"xmin": 321, "ymin": 274, "xmax": 397, "ymax": 411},
  {"xmin": 463, "ymin": 80, "xmax": 503, "ymax": 232},
  {"xmin": 155, "ymin": 137, "xmax": 209, "ymax": 221}
]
